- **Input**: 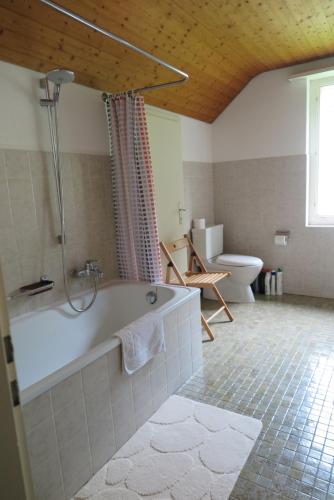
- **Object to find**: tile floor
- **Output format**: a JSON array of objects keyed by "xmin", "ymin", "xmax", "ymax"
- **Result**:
[{"xmin": 178, "ymin": 294, "xmax": 334, "ymax": 499}]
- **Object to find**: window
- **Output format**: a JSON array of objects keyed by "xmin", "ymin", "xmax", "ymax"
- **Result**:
[{"xmin": 308, "ymin": 75, "xmax": 334, "ymax": 226}]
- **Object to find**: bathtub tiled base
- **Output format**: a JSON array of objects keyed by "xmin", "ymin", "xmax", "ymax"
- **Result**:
[{"xmin": 22, "ymin": 294, "xmax": 202, "ymax": 500}]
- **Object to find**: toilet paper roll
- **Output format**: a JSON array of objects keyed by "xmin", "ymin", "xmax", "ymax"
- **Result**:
[
  {"xmin": 274, "ymin": 234, "xmax": 288, "ymax": 246},
  {"xmin": 193, "ymin": 218, "xmax": 206, "ymax": 229}
]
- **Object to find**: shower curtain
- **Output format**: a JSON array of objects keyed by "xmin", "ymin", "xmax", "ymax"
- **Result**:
[{"xmin": 105, "ymin": 93, "xmax": 162, "ymax": 283}]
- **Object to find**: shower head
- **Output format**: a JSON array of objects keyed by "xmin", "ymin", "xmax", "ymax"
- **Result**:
[
  {"xmin": 43, "ymin": 69, "xmax": 75, "ymax": 104},
  {"xmin": 46, "ymin": 68, "xmax": 75, "ymax": 85}
]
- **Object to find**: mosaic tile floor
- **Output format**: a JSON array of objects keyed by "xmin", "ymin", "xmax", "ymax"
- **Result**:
[{"xmin": 178, "ymin": 294, "xmax": 334, "ymax": 500}]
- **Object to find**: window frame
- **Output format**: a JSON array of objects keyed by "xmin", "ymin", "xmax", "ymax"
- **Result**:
[{"xmin": 307, "ymin": 75, "xmax": 334, "ymax": 227}]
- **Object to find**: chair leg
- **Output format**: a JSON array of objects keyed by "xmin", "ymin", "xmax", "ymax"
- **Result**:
[
  {"xmin": 201, "ymin": 313, "xmax": 215, "ymax": 341},
  {"xmin": 212, "ymin": 285, "xmax": 234, "ymax": 322}
]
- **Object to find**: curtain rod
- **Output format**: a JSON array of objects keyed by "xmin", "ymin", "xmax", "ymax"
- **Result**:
[{"xmin": 40, "ymin": 0, "xmax": 189, "ymax": 97}]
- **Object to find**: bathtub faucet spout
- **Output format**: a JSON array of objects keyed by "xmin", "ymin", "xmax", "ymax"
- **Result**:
[{"xmin": 73, "ymin": 260, "xmax": 104, "ymax": 279}]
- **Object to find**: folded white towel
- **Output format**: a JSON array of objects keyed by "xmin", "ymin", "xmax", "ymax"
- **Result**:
[{"xmin": 115, "ymin": 311, "xmax": 166, "ymax": 375}]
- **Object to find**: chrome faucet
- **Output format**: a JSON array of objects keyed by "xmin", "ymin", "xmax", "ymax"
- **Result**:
[{"xmin": 73, "ymin": 260, "xmax": 104, "ymax": 279}]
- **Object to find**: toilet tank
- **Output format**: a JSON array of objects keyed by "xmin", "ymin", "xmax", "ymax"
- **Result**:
[{"xmin": 192, "ymin": 224, "xmax": 224, "ymax": 259}]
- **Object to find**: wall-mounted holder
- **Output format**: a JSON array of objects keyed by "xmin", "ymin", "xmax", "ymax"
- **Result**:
[
  {"xmin": 7, "ymin": 276, "xmax": 55, "ymax": 301},
  {"xmin": 274, "ymin": 231, "xmax": 290, "ymax": 247}
]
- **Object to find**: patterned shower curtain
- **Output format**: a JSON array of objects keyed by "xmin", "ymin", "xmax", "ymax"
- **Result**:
[{"xmin": 105, "ymin": 93, "xmax": 162, "ymax": 283}]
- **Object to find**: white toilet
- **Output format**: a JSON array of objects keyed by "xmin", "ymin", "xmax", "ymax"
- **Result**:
[{"xmin": 192, "ymin": 224, "xmax": 263, "ymax": 303}]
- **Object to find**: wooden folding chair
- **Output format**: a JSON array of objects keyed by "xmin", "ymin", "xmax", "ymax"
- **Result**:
[{"xmin": 160, "ymin": 235, "xmax": 234, "ymax": 341}]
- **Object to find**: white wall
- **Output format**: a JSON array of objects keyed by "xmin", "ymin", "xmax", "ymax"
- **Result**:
[
  {"xmin": 0, "ymin": 61, "xmax": 109, "ymax": 155},
  {"xmin": 5, "ymin": 56, "xmax": 334, "ymax": 164},
  {"xmin": 0, "ymin": 60, "xmax": 211, "ymax": 161},
  {"xmin": 180, "ymin": 115, "xmax": 213, "ymax": 163},
  {"xmin": 212, "ymin": 56, "xmax": 334, "ymax": 299},
  {"xmin": 213, "ymin": 56, "xmax": 334, "ymax": 162}
]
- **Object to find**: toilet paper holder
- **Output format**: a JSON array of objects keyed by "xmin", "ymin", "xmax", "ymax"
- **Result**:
[{"xmin": 274, "ymin": 231, "xmax": 290, "ymax": 246}]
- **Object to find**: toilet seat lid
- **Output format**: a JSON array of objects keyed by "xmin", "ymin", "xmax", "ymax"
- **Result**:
[{"xmin": 215, "ymin": 254, "xmax": 263, "ymax": 267}]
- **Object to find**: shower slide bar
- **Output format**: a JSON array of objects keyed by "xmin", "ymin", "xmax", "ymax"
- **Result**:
[{"xmin": 40, "ymin": 0, "xmax": 189, "ymax": 97}]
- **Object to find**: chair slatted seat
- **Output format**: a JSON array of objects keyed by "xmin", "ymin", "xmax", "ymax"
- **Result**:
[{"xmin": 184, "ymin": 272, "xmax": 229, "ymax": 287}]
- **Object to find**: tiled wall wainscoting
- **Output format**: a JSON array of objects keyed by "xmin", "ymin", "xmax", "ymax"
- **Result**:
[
  {"xmin": 0, "ymin": 149, "xmax": 118, "ymax": 317},
  {"xmin": 183, "ymin": 161, "xmax": 215, "ymax": 234},
  {"xmin": 214, "ymin": 155, "xmax": 334, "ymax": 299},
  {"xmin": 22, "ymin": 295, "xmax": 203, "ymax": 500}
]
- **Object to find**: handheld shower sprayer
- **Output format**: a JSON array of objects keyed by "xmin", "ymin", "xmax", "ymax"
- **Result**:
[{"xmin": 40, "ymin": 68, "xmax": 75, "ymax": 105}]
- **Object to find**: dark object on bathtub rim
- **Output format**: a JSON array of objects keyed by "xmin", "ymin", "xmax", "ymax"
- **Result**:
[{"xmin": 7, "ymin": 276, "xmax": 55, "ymax": 300}]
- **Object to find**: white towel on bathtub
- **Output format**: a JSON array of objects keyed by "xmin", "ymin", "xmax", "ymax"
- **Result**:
[{"xmin": 115, "ymin": 311, "xmax": 166, "ymax": 375}]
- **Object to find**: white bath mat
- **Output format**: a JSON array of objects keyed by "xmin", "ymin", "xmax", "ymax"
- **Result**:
[{"xmin": 74, "ymin": 395, "xmax": 262, "ymax": 500}]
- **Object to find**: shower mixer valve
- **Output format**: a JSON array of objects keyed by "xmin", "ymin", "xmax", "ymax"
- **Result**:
[{"xmin": 73, "ymin": 260, "xmax": 104, "ymax": 280}]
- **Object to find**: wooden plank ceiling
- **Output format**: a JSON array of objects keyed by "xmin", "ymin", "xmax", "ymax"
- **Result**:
[{"xmin": 1, "ymin": 0, "xmax": 334, "ymax": 122}]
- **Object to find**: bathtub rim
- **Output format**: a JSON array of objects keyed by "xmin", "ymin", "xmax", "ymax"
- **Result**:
[
  {"xmin": 16, "ymin": 281, "xmax": 199, "ymax": 405},
  {"xmin": 10, "ymin": 279, "xmax": 193, "ymax": 324}
]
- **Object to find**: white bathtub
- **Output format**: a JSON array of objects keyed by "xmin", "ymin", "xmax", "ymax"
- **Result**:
[
  {"xmin": 11, "ymin": 281, "xmax": 198, "ymax": 404},
  {"xmin": 14, "ymin": 280, "xmax": 202, "ymax": 500}
]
